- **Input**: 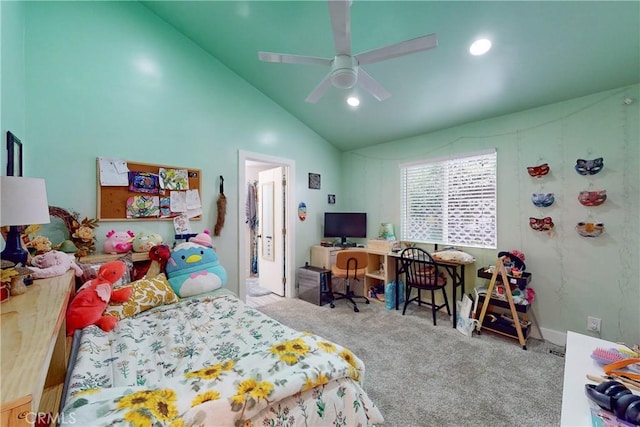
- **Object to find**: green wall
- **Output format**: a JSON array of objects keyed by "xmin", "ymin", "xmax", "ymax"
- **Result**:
[
  {"xmin": 1, "ymin": 1, "xmax": 27, "ymax": 153},
  {"xmin": 2, "ymin": 1, "xmax": 343, "ymax": 295},
  {"xmin": 343, "ymin": 84, "xmax": 640, "ymax": 344},
  {"xmin": 2, "ymin": 1, "xmax": 638, "ymax": 344}
]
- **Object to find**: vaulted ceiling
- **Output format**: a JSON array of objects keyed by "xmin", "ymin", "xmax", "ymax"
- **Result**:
[{"xmin": 142, "ymin": 1, "xmax": 640, "ymax": 151}]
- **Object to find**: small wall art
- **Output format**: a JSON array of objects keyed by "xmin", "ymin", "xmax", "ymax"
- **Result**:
[
  {"xmin": 578, "ymin": 190, "xmax": 607, "ymax": 206},
  {"xmin": 328, "ymin": 194, "xmax": 336, "ymax": 204},
  {"xmin": 298, "ymin": 202, "xmax": 307, "ymax": 221},
  {"xmin": 531, "ymin": 193, "xmax": 555, "ymax": 207},
  {"xmin": 529, "ymin": 216, "xmax": 555, "ymax": 232},
  {"xmin": 575, "ymin": 157, "xmax": 604, "ymax": 175},
  {"xmin": 526, "ymin": 163, "xmax": 550, "ymax": 178},
  {"xmin": 6, "ymin": 131, "xmax": 23, "ymax": 177},
  {"xmin": 575, "ymin": 222, "xmax": 605, "ymax": 237},
  {"xmin": 308, "ymin": 173, "xmax": 321, "ymax": 189}
]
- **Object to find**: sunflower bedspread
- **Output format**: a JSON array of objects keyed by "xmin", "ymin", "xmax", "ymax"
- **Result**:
[{"xmin": 61, "ymin": 293, "xmax": 384, "ymax": 426}]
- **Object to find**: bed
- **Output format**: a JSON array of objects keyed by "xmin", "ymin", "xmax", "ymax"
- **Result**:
[{"xmin": 60, "ymin": 288, "xmax": 384, "ymax": 426}]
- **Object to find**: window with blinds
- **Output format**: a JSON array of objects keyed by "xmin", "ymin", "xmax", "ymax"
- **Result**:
[{"xmin": 400, "ymin": 150, "xmax": 497, "ymax": 249}]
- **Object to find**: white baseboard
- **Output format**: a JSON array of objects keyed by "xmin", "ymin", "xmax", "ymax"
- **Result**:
[{"xmin": 541, "ymin": 327, "xmax": 567, "ymax": 347}]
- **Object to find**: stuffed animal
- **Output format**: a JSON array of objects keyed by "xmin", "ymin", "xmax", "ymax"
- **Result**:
[
  {"xmin": 132, "ymin": 232, "xmax": 163, "ymax": 253},
  {"xmin": 30, "ymin": 250, "xmax": 83, "ymax": 279},
  {"xmin": 165, "ymin": 242, "xmax": 227, "ymax": 297},
  {"xmin": 103, "ymin": 230, "xmax": 135, "ymax": 254},
  {"xmin": 66, "ymin": 260, "xmax": 132, "ymax": 336},
  {"xmin": 145, "ymin": 244, "xmax": 172, "ymax": 278}
]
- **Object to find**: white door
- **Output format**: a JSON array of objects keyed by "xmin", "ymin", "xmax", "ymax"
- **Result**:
[{"xmin": 258, "ymin": 166, "xmax": 285, "ymax": 296}]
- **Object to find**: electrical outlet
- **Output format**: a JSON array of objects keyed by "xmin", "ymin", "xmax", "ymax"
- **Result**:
[{"xmin": 587, "ymin": 316, "xmax": 602, "ymax": 332}]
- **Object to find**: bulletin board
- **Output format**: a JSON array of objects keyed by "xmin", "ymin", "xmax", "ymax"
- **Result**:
[{"xmin": 97, "ymin": 158, "xmax": 202, "ymax": 221}]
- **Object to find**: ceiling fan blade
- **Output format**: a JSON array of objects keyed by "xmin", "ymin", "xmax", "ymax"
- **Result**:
[
  {"xmin": 258, "ymin": 52, "xmax": 332, "ymax": 67},
  {"xmin": 305, "ymin": 73, "xmax": 333, "ymax": 103},
  {"xmin": 357, "ymin": 68, "xmax": 391, "ymax": 101},
  {"xmin": 328, "ymin": 0, "xmax": 351, "ymax": 55},
  {"xmin": 355, "ymin": 33, "xmax": 438, "ymax": 66}
]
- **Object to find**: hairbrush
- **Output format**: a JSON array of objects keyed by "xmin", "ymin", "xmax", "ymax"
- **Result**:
[{"xmin": 591, "ymin": 347, "xmax": 627, "ymax": 365}]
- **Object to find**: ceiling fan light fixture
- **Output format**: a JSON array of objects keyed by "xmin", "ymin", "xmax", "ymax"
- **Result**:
[
  {"xmin": 347, "ymin": 96, "xmax": 360, "ymax": 107},
  {"xmin": 330, "ymin": 55, "xmax": 357, "ymax": 88},
  {"xmin": 331, "ymin": 67, "xmax": 357, "ymax": 88},
  {"xmin": 470, "ymin": 38, "xmax": 492, "ymax": 56},
  {"xmin": 257, "ymin": 1, "xmax": 437, "ymax": 103}
]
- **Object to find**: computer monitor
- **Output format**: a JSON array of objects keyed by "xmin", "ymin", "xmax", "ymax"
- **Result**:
[{"xmin": 323, "ymin": 212, "xmax": 367, "ymax": 246}]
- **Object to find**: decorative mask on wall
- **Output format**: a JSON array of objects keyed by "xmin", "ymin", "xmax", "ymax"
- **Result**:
[
  {"xmin": 575, "ymin": 157, "xmax": 604, "ymax": 175},
  {"xmin": 298, "ymin": 202, "xmax": 307, "ymax": 221},
  {"xmin": 526, "ymin": 163, "xmax": 550, "ymax": 178},
  {"xmin": 529, "ymin": 217, "xmax": 555, "ymax": 232},
  {"xmin": 575, "ymin": 222, "xmax": 605, "ymax": 237},
  {"xmin": 531, "ymin": 193, "xmax": 555, "ymax": 207},
  {"xmin": 578, "ymin": 190, "xmax": 607, "ymax": 207}
]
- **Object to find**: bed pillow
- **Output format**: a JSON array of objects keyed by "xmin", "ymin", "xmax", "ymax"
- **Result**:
[
  {"xmin": 432, "ymin": 250, "xmax": 475, "ymax": 264},
  {"xmin": 104, "ymin": 273, "xmax": 179, "ymax": 320}
]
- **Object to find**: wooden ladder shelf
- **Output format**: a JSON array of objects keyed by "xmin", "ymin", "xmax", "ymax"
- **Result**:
[{"xmin": 475, "ymin": 256, "xmax": 529, "ymax": 349}]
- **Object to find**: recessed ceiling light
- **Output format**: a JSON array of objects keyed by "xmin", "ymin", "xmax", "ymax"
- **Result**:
[
  {"xmin": 347, "ymin": 96, "xmax": 360, "ymax": 107},
  {"xmin": 469, "ymin": 39, "xmax": 492, "ymax": 56}
]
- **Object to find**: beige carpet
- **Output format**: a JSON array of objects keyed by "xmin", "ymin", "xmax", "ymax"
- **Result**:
[{"xmin": 257, "ymin": 297, "xmax": 565, "ymax": 427}]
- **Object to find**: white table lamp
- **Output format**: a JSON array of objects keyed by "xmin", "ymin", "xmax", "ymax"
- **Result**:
[
  {"xmin": 1, "ymin": 176, "xmax": 50, "ymax": 266},
  {"xmin": 379, "ymin": 222, "xmax": 396, "ymax": 240}
]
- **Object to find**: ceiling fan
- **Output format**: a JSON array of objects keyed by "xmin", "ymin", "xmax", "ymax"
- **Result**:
[{"xmin": 258, "ymin": 0, "xmax": 437, "ymax": 103}]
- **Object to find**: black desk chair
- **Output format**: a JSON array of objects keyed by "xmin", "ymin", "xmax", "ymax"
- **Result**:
[
  {"xmin": 330, "ymin": 250, "xmax": 370, "ymax": 312},
  {"xmin": 400, "ymin": 247, "xmax": 450, "ymax": 325}
]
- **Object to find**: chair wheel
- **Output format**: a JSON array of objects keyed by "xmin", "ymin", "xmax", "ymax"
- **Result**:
[
  {"xmin": 365, "ymin": 300, "xmax": 370, "ymax": 304},
  {"xmin": 330, "ymin": 303, "xmax": 335, "ymax": 308},
  {"xmin": 354, "ymin": 307, "xmax": 359, "ymax": 312}
]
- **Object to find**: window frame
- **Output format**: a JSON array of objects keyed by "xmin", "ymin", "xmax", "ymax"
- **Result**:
[{"xmin": 400, "ymin": 149, "xmax": 497, "ymax": 249}]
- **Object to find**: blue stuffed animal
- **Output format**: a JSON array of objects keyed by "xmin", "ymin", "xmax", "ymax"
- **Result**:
[{"xmin": 165, "ymin": 242, "xmax": 227, "ymax": 297}]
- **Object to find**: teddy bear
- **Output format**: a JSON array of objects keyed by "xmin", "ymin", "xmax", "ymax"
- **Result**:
[
  {"xmin": 103, "ymin": 230, "xmax": 135, "ymax": 254},
  {"xmin": 30, "ymin": 250, "xmax": 83, "ymax": 279},
  {"xmin": 66, "ymin": 260, "xmax": 132, "ymax": 336},
  {"xmin": 132, "ymin": 231, "xmax": 163, "ymax": 253}
]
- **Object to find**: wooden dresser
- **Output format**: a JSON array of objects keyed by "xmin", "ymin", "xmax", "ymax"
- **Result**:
[{"xmin": 1, "ymin": 270, "xmax": 74, "ymax": 427}]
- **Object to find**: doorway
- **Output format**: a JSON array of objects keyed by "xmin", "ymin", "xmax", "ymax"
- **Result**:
[{"xmin": 238, "ymin": 151, "xmax": 295, "ymax": 306}]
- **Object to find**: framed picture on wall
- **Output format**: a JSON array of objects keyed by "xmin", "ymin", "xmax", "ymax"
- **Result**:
[
  {"xmin": 328, "ymin": 194, "xmax": 336, "ymax": 204},
  {"xmin": 6, "ymin": 131, "xmax": 23, "ymax": 176},
  {"xmin": 308, "ymin": 173, "xmax": 321, "ymax": 189}
]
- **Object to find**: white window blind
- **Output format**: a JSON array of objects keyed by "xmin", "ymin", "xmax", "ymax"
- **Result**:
[{"xmin": 400, "ymin": 150, "xmax": 497, "ymax": 249}]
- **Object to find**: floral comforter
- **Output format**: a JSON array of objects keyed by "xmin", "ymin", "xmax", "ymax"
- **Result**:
[{"xmin": 61, "ymin": 292, "xmax": 384, "ymax": 426}]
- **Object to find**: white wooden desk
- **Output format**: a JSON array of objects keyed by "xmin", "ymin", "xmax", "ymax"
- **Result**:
[{"xmin": 560, "ymin": 331, "xmax": 629, "ymax": 426}]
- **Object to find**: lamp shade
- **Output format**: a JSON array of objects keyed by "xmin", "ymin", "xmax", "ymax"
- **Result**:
[
  {"xmin": 379, "ymin": 222, "xmax": 396, "ymax": 240},
  {"xmin": 1, "ymin": 176, "xmax": 50, "ymax": 227}
]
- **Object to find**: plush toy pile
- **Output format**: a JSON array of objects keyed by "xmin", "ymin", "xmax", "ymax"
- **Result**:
[{"xmin": 63, "ymin": 229, "xmax": 228, "ymax": 336}]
